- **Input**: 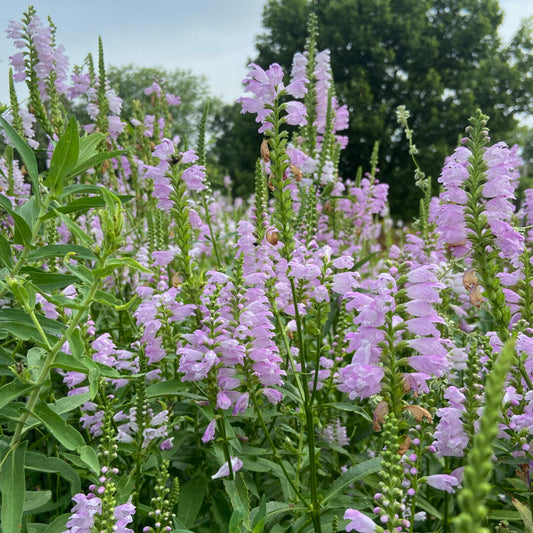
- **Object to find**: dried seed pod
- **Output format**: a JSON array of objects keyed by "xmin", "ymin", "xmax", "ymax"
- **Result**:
[
  {"xmin": 290, "ymin": 164, "xmax": 302, "ymax": 182},
  {"xmin": 260, "ymin": 139, "xmax": 270, "ymax": 162},
  {"xmin": 463, "ymin": 269, "xmax": 478, "ymax": 291},
  {"xmin": 398, "ymin": 435, "xmax": 411, "ymax": 456},
  {"xmin": 373, "ymin": 400, "xmax": 389, "ymax": 432},
  {"xmin": 469, "ymin": 283, "xmax": 483, "ymax": 307},
  {"xmin": 323, "ymin": 200, "xmax": 333, "ymax": 214},
  {"xmin": 268, "ymin": 177, "xmax": 275, "ymax": 191},
  {"xmin": 171, "ymin": 272, "xmax": 182, "ymax": 288},
  {"xmin": 403, "ymin": 405, "xmax": 432, "ymax": 423},
  {"xmin": 266, "ymin": 229, "xmax": 279, "ymax": 246}
]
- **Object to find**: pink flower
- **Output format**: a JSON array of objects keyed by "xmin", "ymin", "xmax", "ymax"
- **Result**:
[
  {"xmin": 344, "ymin": 509, "xmax": 376, "ymax": 532},
  {"xmin": 424, "ymin": 474, "xmax": 460, "ymax": 493},
  {"xmin": 211, "ymin": 457, "xmax": 243, "ymax": 479}
]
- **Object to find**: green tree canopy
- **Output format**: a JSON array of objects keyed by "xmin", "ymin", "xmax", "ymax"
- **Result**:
[{"xmin": 232, "ymin": 0, "xmax": 533, "ymax": 218}]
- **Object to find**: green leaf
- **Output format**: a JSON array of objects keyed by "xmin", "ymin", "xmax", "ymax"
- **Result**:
[
  {"xmin": 224, "ymin": 475, "xmax": 250, "ymax": 530},
  {"xmin": 18, "ymin": 196, "xmax": 40, "ymax": 234},
  {"xmin": 25, "ymin": 451, "xmax": 81, "ymax": 495},
  {"xmin": 78, "ymin": 132, "xmax": 105, "ymax": 162},
  {"xmin": 0, "ymin": 115, "xmax": 40, "ymax": 200},
  {"xmin": 55, "ymin": 211, "xmax": 93, "ymax": 246},
  {"xmin": 66, "ymin": 150, "xmax": 126, "ymax": 180},
  {"xmin": 0, "ymin": 308, "xmax": 66, "ymax": 344},
  {"xmin": 53, "ymin": 352, "xmax": 120, "ymax": 379},
  {"xmin": 322, "ymin": 457, "xmax": 382, "ymax": 505},
  {"xmin": 63, "ymin": 260, "xmax": 94, "ymax": 284},
  {"xmin": 177, "ymin": 477, "xmax": 207, "ymax": 527},
  {"xmin": 23, "ymin": 490, "xmax": 52, "ymax": 512},
  {"xmin": 20, "ymin": 267, "xmax": 79, "ymax": 291},
  {"xmin": 27, "ymin": 347, "xmax": 46, "ymax": 382},
  {"xmin": 147, "ymin": 379, "xmax": 188, "ymax": 397},
  {"xmin": 0, "ymin": 441, "xmax": 27, "ymax": 532},
  {"xmin": 45, "ymin": 117, "xmax": 79, "ymax": 194},
  {"xmin": 512, "ymin": 497, "xmax": 533, "ymax": 532},
  {"xmin": 416, "ymin": 495, "xmax": 443, "ymax": 520},
  {"xmin": 67, "ymin": 328, "xmax": 85, "ymax": 359},
  {"xmin": 43, "ymin": 514, "xmax": 70, "ymax": 533},
  {"xmin": 78, "ymin": 445, "xmax": 99, "ymax": 474},
  {"xmin": 28, "ymin": 244, "xmax": 96, "ymax": 262},
  {"xmin": 0, "ymin": 380, "xmax": 36, "ymax": 410},
  {"xmin": 53, "ymin": 392, "xmax": 91, "ymax": 415},
  {"xmin": 0, "ymin": 194, "xmax": 32, "ymax": 245},
  {"xmin": 93, "ymin": 257, "xmax": 152, "ymax": 278},
  {"xmin": 251, "ymin": 494, "xmax": 266, "ymax": 533},
  {"xmin": 249, "ymin": 501, "xmax": 304, "ymax": 528},
  {"xmin": 32, "ymin": 400, "xmax": 85, "ymax": 451},
  {"xmin": 0, "ymin": 234, "xmax": 13, "ymax": 268},
  {"xmin": 327, "ymin": 402, "xmax": 372, "ymax": 421}
]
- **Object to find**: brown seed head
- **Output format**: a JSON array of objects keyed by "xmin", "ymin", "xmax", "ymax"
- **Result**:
[
  {"xmin": 469, "ymin": 284, "xmax": 483, "ymax": 307},
  {"xmin": 260, "ymin": 139, "xmax": 270, "ymax": 162},
  {"xmin": 290, "ymin": 164, "xmax": 302, "ymax": 182},
  {"xmin": 266, "ymin": 229, "xmax": 279, "ymax": 246},
  {"xmin": 398, "ymin": 435, "xmax": 411, "ymax": 456},
  {"xmin": 268, "ymin": 177, "xmax": 275, "ymax": 192},
  {"xmin": 323, "ymin": 201, "xmax": 333, "ymax": 214},
  {"xmin": 463, "ymin": 269, "xmax": 478, "ymax": 291},
  {"xmin": 20, "ymin": 165, "xmax": 27, "ymax": 176},
  {"xmin": 373, "ymin": 400, "xmax": 389, "ymax": 432},
  {"xmin": 171, "ymin": 272, "xmax": 182, "ymax": 288},
  {"xmin": 403, "ymin": 405, "xmax": 432, "ymax": 423}
]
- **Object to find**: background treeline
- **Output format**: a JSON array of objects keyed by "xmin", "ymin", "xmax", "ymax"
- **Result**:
[{"xmin": 86, "ymin": 0, "xmax": 533, "ymax": 219}]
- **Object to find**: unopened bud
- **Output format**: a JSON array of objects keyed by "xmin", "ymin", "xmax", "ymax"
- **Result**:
[
  {"xmin": 290, "ymin": 164, "xmax": 302, "ymax": 182},
  {"xmin": 266, "ymin": 229, "xmax": 279, "ymax": 246},
  {"xmin": 403, "ymin": 405, "xmax": 432, "ymax": 423},
  {"xmin": 373, "ymin": 401, "xmax": 389, "ymax": 432},
  {"xmin": 260, "ymin": 139, "xmax": 270, "ymax": 162},
  {"xmin": 469, "ymin": 284, "xmax": 483, "ymax": 307},
  {"xmin": 462, "ymin": 269, "xmax": 478, "ymax": 291}
]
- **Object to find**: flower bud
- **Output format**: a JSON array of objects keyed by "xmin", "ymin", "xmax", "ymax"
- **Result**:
[{"xmin": 260, "ymin": 139, "xmax": 270, "ymax": 162}]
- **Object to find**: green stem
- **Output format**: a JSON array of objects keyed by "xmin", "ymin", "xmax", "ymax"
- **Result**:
[
  {"xmin": 10, "ymin": 277, "xmax": 100, "ymax": 448},
  {"xmin": 289, "ymin": 278, "xmax": 322, "ymax": 533},
  {"xmin": 250, "ymin": 390, "xmax": 310, "ymax": 510}
]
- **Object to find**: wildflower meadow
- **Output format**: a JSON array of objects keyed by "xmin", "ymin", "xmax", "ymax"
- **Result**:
[{"xmin": 2, "ymin": 6, "xmax": 533, "ymax": 533}]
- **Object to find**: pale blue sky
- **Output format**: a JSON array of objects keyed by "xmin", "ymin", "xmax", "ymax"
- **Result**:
[{"xmin": 1, "ymin": 0, "xmax": 532, "ymax": 105}]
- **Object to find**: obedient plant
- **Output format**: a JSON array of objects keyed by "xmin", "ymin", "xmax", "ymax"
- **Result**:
[{"xmin": 2, "ymin": 6, "xmax": 533, "ymax": 533}]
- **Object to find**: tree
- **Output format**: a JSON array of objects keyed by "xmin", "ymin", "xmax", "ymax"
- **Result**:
[
  {"xmin": 71, "ymin": 65, "xmax": 221, "ymax": 147},
  {"xmin": 242, "ymin": 0, "xmax": 533, "ymax": 219}
]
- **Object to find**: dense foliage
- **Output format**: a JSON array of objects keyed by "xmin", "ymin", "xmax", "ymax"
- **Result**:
[{"xmin": 3, "ymin": 6, "xmax": 533, "ymax": 533}]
